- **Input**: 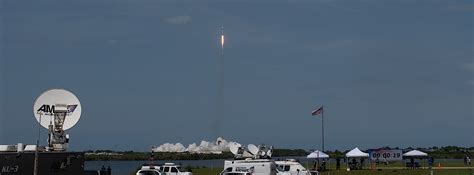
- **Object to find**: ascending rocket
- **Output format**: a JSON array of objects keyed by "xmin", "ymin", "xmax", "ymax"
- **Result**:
[{"xmin": 220, "ymin": 26, "xmax": 225, "ymax": 50}]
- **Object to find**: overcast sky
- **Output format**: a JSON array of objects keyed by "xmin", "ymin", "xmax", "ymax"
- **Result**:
[{"xmin": 0, "ymin": 0, "xmax": 473, "ymax": 151}]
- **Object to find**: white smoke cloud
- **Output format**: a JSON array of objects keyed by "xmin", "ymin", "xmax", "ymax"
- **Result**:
[{"xmin": 152, "ymin": 137, "xmax": 238, "ymax": 154}]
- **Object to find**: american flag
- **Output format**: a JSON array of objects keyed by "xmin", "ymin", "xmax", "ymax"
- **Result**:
[{"xmin": 311, "ymin": 106, "xmax": 323, "ymax": 116}]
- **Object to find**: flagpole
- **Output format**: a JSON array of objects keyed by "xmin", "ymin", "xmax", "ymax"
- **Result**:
[{"xmin": 311, "ymin": 105, "xmax": 325, "ymax": 171}]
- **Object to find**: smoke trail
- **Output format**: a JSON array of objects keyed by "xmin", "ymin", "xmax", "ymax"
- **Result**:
[
  {"xmin": 152, "ymin": 137, "xmax": 239, "ymax": 154},
  {"xmin": 212, "ymin": 27, "xmax": 225, "ymax": 138}
]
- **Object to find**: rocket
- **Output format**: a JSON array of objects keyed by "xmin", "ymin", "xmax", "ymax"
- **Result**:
[{"xmin": 220, "ymin": 26, "xmax": 225, "ymax": 50}]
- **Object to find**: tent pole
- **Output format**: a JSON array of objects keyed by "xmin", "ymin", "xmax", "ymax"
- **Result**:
[
  {"xmin": 317, "ymin": 151, "xmax": 320, "ymax": 170},
  {"xmin": 346, "ymin": 157, "xmax": 348, "ymax": 170}
]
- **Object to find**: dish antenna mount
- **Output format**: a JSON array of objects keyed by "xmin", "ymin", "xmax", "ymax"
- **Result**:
[
  {"xmin": 33, "ymin": 89, "xmax": 82, "ymax": 151},
  {"xmin": 229, "ymin": 143, "xmax": 274, "ymax": 159}
]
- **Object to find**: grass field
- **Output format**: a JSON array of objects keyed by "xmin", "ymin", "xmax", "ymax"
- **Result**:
[
  {"xmin": 189, "ymin": 160, "xmax": 474, "ymax": 175},
  {"xmin": 193, "ymin": 168, "xmax": 474, "ymax": 175},
  {"xmin": 130, "ymin": 160, "xmax": 474, "ymax": 175},
  {"xmin": 190, "ymin": 168, "xmax": 474, "ymax": 175}
]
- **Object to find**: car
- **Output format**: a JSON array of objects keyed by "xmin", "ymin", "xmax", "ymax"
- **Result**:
[
  {"xmin": 136, "ymin": 164, "xmax": 162, "ymax": 175},
  {"xmin": 159, "ymin": 163, "xmax": 193, "ymax": 175}
]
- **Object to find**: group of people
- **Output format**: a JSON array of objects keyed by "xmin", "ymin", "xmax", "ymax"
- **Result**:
[
  {"xmin": 311, "ymin": 154, "xmax": 471, "ymax": 171},
  {"xmin": 406, "ymin": 157, "xmax": 436, "ymax": 169},
  {"xmin": 99, "ymin": 165, "xmax": 112, "ymax": 175},
  {"xmin": 333, "ymin": 157, "xmax": 364, "ymax": 170},
  {"xmin": 312, "ymin": 160, "xmax": 327, "ymax": 171},
  {"xmin": 348, "ymin": 158, "xmax": 365, "ymax": 170},
  {"xmin": 333, "ymin": 157, "xmax": 366, "ymax": 170},
  {"xmin": 407, "ymin": 158, "xmax": 422, "ymax": 169}
]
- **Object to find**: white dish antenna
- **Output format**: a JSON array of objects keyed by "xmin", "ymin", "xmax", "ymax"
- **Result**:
[
  {"xmin": 247, "ymin": 144, "xmax": 259, "ymax": 155},
  {"xmin": 229, "ymin": 142, "xmax": 241, "ymax": 155},
  {"xmin": 33, "ymin": 89, "xmax": 82, "ymax": 130},
  {"xmin": 266, "ymin": 149, "xmax": 272, "ymax": 157}
]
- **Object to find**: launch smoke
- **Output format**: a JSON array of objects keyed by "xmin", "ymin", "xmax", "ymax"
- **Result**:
[{"xmin": 152, "ymin": 137, "xmax": 238, "ymax": 154}]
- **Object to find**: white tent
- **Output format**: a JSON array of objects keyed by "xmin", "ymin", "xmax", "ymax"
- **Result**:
[
  {"xmin": 346, "ymin": 147, "xmax": 369, "ymax": 157},
  {"xmin": 307, "ymin": 150, "xmax": 331, "ymax": 171},
  {"xmin": 307, "ymin": 150, "xmax": 330, "ymax": 159},
  {"xmin": 345, "ymin": 148, "xmax": 369, "ymax": 170},
  {"xmin": 403, "ymin": 150, "xmax": 428, "ymax": 157}
]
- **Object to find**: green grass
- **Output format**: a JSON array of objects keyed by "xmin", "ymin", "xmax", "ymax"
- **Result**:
[
  {"xmin": 188, "ymin": 168, "xmax": 474, "ymax": 175},
  {"xmin": 186, "ymin": 161, "xmax": 474, "ymax": 175},
  {"xmin": 129, "ymin": 161, "xmax": 474, "ymax": 175},
  {"xmin": 300, "ymin": 161, "xmax": 474, "ymax": 169},
  {"xmin": 317, "ymin": 169, "xmax": 473, "ymax": 175}
]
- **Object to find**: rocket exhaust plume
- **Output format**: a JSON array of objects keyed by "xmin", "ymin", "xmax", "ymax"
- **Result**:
[
  {"xmin": 152, "ymin": 137, "xmax": 239, "ymax": 154},
  {"xmin": 221, "ymin": 27, "xmax": 225, "ymax": 49},
  {"xmin": 212, "ymin": 26, "xmax": 225, "ymax": 138}
]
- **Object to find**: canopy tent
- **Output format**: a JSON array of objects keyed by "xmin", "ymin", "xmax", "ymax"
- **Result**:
[
  {"xmin": 346, "ymin": 147, "xmax": 369, "ymax": 158},
  {"xmin": 345, "ymin": 148, "xmax": 369, "ymax": 170},
  {"xmin": 403, "ymin": 150, "xmax": 428, "ymax": 169},
  {"xmin": 307, "ymin": 150, "xmax": 330, "ymax": 172},
  {"xmin": 403, "ymin": 150, "xmax": 428, "ymax": 157},
  {"xmin": 307, "ymin": 150, "xmax": 330, "ymax": 159}
]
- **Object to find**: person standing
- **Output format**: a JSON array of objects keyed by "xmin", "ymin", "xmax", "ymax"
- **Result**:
[
  {"xmin": 428, "ymin": 157, "xmax": 433, "ymax": 169},
  {"xmin": 465, "ymin": 155, "xmax": 468, "ymax": 166},
  {"xmin": 336, "ymin": 157, "xmax": 341, "ymax": 170},
  {"xmin": 352, "ymin": 158, "xmax": 357, "ymax": 169},
  {"xmin": 107, "ymin": 166, "xmax": 112, "ymax": 175},
  {"xmin": 100, "ymin": 165, "xmax": 106, "ymax": 175},
  {"xmin": 321, "ymin": 160, "xmax": 326, "ymax": 171}
]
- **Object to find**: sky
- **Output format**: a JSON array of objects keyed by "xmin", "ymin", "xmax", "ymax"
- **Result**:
[{"xmin": 0, "ymin": 0, "xmax": 473, "ymax": 151}]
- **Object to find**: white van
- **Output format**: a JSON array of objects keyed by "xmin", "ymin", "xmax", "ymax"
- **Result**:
[
  {"xmin": 136, "ymin": 164, "xmax": 162, "ymax": 175},
  {"xmin": 275, "ymin": 159, "xmax": 310, "ymax": 175},
  {"xmin": 160, "ymin": 163, "xmax": 193, "ymax": 175},
  {"xmin": 220, "ymin": 159, "xmax": 290, "ymax": 175}
]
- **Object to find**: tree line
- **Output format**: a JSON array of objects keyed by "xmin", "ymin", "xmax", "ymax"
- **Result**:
[{"xmin": 84, "ymin": 146, "xmax": 474, "ymax": 161}]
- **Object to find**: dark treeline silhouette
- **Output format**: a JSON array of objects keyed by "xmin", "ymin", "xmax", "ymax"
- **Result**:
[{"xmin": 84, "ymin": 146, "xmax": 474, "ymax": 161}]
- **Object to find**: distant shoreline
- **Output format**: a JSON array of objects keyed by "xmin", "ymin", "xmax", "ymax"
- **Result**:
[
  {"xmin": 84, "ymin": 149, "xmax": 308, "ymax": 161},
  {"xmin": 84, "ymin": 147, "xmax": 473, "ymax": 161}
]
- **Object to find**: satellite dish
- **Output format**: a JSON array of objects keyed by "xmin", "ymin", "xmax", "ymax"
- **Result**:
[
  {"xmin": 229, "ymin": 142, "xmax": 240, "ymax": 155},
  {"xmin": 266, "ymin": 146, "xmax": 273, "ymax": 157},
  {"xmin": 267, "ymin": 146, "xmax": 273, "ymax": 157},
  {"xmin": 267, "ymin": 149, "xmax": 272, "ymax": 157},
  {"xmin": 247, "ymin": 144, "xmax": 259, "ymax": 155},
  {"xmin": 33, "ymin": 89, "xmax": 82, "ymax": 130}
]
